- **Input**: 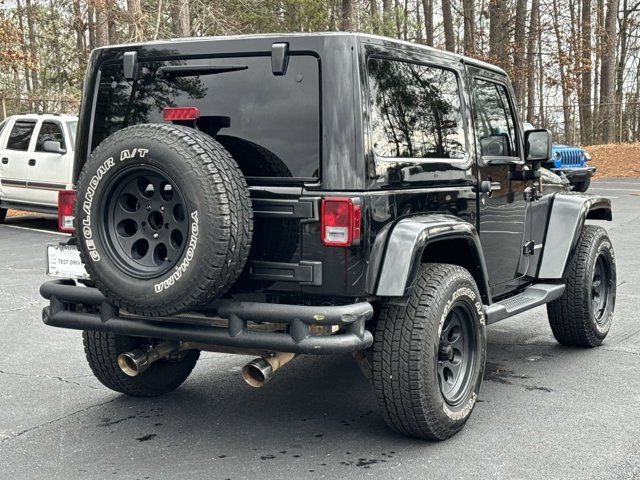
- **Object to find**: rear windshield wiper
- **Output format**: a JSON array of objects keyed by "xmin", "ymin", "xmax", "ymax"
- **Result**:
[{"xmin": 157, "ymin": 64, "xmax": 248, "ymax": 78}]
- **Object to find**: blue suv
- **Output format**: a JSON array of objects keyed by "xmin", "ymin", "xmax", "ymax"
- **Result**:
[{"xmin": 524, "ymin": 123, "xmax": 595, "ymax": 192}]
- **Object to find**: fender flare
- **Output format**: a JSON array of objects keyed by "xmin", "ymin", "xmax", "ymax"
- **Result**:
[
  {"xmin": 374, "ymin": 214, "xmax": 491, "ymax": 303},
  {"xmin": 538, "ymin": 193, "xmax": 612, "ymax": 279}
]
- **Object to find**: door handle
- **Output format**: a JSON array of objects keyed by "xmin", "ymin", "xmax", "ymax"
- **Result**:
[
  {"xmin": 1, "ymin": 157, "xmax": 7, "ymax": 164},
  {"xmin": 28, "ymin": 159, "xmax": 36, "ymax": 166}
]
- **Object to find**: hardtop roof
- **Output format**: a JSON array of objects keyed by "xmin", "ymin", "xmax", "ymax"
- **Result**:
[
  {"xmin": 8, "ymin": 113, "xmax": 78, "ymax": 122},
  {"xmin": 96, "ymin": 32, "xmax": 508, "ymax": 77}
]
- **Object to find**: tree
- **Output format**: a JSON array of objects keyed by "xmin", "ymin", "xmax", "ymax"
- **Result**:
[
  {"xmin": 600, "ymin": 0, "xmax": 620, "ymax": 143},
  {"xmin": 370, "ymin": 0, "xmax": 380, "ymax": 34},
  {"xmin": 95, "ymin": 0, "xmax": 110, "ymax": 47},
  {"xmin": 463, "ymin": 0, "xmax": 475, "ymax": 55},
  {"xmin": 442, "ymin": 0, "xmax": 454, "ymax": 51},
  {"xmin": 579, "ymin": 0, "xmax": 593, "ymax": 144},
  {"xmin": 382, "ymin": 0, "xmax": 394, "ymax": 36},
  {"xmin": 423, "ymin": 0, "xmax": 434, "ymax": 46},
  {"xmin": 25, "ymin": 0, "xmax": 39, "ymax": 91},
  {"xmin": 127, "ymin": 0, "xmax": 145, "ymax": 42},
  {"xmin": 341, "ymin": 0, "xmax": 354, "ymax": 30},
  {"xmin": 171, "ymin": 0, "xmax": 190, "ymax": 37},
  {"xmin": 512, "ymin": 0, "xmax": 527, "ymax": 107},
  {"xmin": 526, "ymin": 0, "xmax": 540, "ymax": 123},
  {"xmin": 72, "ymin": 0, "xmax": 87, "ymax": 81},
  {"xmin": 552, "ymin": 0, "xmax": 575, "ymax": 144},
  {"xmin": 489, "ymin": 0, "xmax": 508, "ymax": 68}
]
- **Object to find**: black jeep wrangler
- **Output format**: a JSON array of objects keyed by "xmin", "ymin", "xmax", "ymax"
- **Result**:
[{"xmin": 41, "ymin": 33, "xmax": 616, "ymax": 440}]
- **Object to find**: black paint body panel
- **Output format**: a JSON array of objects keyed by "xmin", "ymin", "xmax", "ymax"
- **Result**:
[{"xmin": 73, "ymin": 33, "xmax": 611, "ymax": 309}]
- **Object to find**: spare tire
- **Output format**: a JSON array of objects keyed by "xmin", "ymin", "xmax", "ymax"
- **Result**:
[{"xmin": 75, "ymin": 124, "xmax": 253, "ymax": 316}]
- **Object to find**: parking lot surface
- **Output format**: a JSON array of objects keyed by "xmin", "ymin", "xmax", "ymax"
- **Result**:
[{"xmin": 1, "ymin": 178, "xmax": 639, "ymax": 480}]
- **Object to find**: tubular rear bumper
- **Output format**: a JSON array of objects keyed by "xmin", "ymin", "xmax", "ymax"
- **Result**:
[{"xmin": 40, "ymin": 279, "xmax": 374, "ymax": 354}]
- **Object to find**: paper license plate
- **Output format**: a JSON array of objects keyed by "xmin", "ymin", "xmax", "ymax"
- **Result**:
[{"xmin": 46, "ymin": 243, "xmax": 89, "ymax": 279}]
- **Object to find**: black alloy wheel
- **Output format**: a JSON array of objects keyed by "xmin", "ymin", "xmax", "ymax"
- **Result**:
[
  {"xmin": 100, "ymin": 166, "xmax": 189, "ymax": 279},
  {"xmin": 437, "ymin": 304, "xmax": 477, "ymax": 406},
  {"xmin": 591, "ymin": 253, "xmax": 612, "ymax": 324}
]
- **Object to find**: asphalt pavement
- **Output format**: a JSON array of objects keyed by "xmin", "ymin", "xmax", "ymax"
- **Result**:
[{"xmin": 1, "ymin": 178, "xmax": 639, "ymax": 480}]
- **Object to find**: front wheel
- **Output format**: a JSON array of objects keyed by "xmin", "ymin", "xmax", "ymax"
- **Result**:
[
  {"xmin": 372, "ymin": 263, "xmax": 486, "ymax": 440},
  {"xmin": 573, "ymin": 177, "xmax": 591, "ymax": 192},
  {"xmin": 547, "ymin": 225, "xmax": 616, "ymax": 347}
]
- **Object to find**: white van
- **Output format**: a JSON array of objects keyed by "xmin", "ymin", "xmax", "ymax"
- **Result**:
[{"xmin": 0, "ymin": 113, "xmax": 77, "ymax": 222}]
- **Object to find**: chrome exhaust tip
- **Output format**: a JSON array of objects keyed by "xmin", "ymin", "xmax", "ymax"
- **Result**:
[
  {"xmin": 241, "ymin": 352, "xmax": 296, "ymax": 388},
  {"xmin": 242, "ymin": 358, "xmax": 274, "ymax": 387},
  {"xmin": 117, "ymin": 350, "xmax": 151, "ymax": 377},
  {"xmin": 117, "ymin": 341, "xmax": 179, "ymax": 377}
]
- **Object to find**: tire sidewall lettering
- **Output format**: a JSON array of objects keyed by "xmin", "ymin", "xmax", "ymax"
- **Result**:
[
  {"xmin": 591, "ymin": 238, "xmax": 616, "ymax": 335},
  {"xmin": 153, "ymin": 210, "xmax": 199, "ymax": 294},
  {"xmin": 80, "ymin": 148, "xmax": 150, "ymax": 264},
  {"xmin": 437, "ymin": 283, "xmax": 485, "ymax": 422}
]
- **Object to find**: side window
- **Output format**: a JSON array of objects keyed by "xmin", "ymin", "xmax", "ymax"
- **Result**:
[
  {"xmin": 6, "ymin": 121, "xmax": 37, "ymax": 151},
  {"xmin": 36, "ymin": 121, "xmax": 65, "ymax": 151},
  {"xmin": 472, "ymin": 79, "xmax": 519, "ymax": 157},
  {"xmin": 368, "ymin": 57, "xmax": 466, "ymax": 159}
]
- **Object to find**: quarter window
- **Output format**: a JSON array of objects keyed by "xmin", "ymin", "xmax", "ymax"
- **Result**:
[
  {"xmin": 36, "ymin": 121, "xmax": 66, "ymax": 151},
  {"xmin": 368, "ymin": 57, "xmax": 466, "ymax": 159},
  {"xmin": 472, "ymin": 79, "xmax": 519, "ymax": 157},
  {"xmin": 6, "ymin": 121, "xmax": 36, "ymax": 151}
]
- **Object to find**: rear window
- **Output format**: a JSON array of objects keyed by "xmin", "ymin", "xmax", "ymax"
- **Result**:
[{"xmin": 92, "ymin": 55, "xmax": 321, "ymax": 180}]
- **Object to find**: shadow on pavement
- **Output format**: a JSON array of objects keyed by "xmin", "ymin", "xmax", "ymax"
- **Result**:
[{"xmin": 4, "ymin": 213, "xmax": 59, "ymax": 233}]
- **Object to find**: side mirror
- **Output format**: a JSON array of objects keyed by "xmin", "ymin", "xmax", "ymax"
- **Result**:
[
  {"xmin": 524, "ymin": 129, "xmax": 551, "ymax": 163},
  {"xmin": 42, "ymin": 140, "xmax": 66, "ymax": 154}
]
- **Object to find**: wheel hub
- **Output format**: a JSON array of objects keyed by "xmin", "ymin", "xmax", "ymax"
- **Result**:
[
  {"xmin": 438, "ymin": 344, "xmax": 455, "ymax": 362},
  {"xmin": 592, "ymin": 253, "xmax": 611, "ymax": 323},
  {"xmin": 437, "ymin": 304, "xmax": 477, "ymax": 406},
  {"xmin": 100, "ymin": 166, "xmax": 190, "ymax": 279}
]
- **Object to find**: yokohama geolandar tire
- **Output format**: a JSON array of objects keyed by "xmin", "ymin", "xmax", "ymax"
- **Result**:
[
  {"xmin": 83, "ymin": 331, "xmax": 199, "ymax": 396},
  {"xmin": 75, "ymin": 124, "xmax": 253, "ymax": 316},
  {"xmin": 547, "ymin": 225, "xmax": 616, "ymax": 347},
  {"xmin": 372, "ymin": 263, "xmax": 487, "ymax": 440}
]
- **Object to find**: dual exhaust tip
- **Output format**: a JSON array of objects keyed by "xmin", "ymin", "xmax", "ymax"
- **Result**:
[
  {"xmin": 117, "ymin": 343, "xmax": 295, "ymax": 388},
  {"xmin": 241, "ymin": 352, "xmax": 295, "ymax": 388}
]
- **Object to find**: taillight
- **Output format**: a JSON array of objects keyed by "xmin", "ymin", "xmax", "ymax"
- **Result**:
[
  {"xmin": 58, "ymin": 190, "xmax": 75, "ymax": 233},
  {"xmin": 321, "ymin": 197, "xmax": 361, "ymax": 247},
  {"xmin": 162, "ymin": 107, "xmax": 200, "ymax": 121}
]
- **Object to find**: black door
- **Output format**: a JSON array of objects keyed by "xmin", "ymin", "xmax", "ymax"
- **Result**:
[{"xmin": 469, "ymin": 70, "xmax": 528, "ymax": 297}]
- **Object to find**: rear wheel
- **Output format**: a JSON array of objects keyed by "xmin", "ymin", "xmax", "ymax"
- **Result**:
[
  {"xmin": 372, "ymin": 263, "xmax": 486, "ymax": 440},
  {"xmin": 547, "ymin": 225, "xmax": 616, "ymax": 347},
  {"xmin": 83, "ymin": 331, "xmax": 199, "ymax": 397}
]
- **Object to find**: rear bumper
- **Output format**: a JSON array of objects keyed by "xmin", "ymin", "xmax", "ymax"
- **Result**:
[
  {"xmin": 551, "ymin": 166, "xmax": 595, "ymax": 183},
  {"xmin": 40, "ymin": 279, "xmax": 374, "ymax": 354}
]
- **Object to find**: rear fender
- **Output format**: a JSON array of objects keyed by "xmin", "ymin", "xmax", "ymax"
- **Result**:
[
  {"xmin": 374, "ymin": 215, "xmax": 491, "ymax": 303},
  {"xmin": 538, "ymin": 193, "xmax": 612, "ymax": 279}
]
